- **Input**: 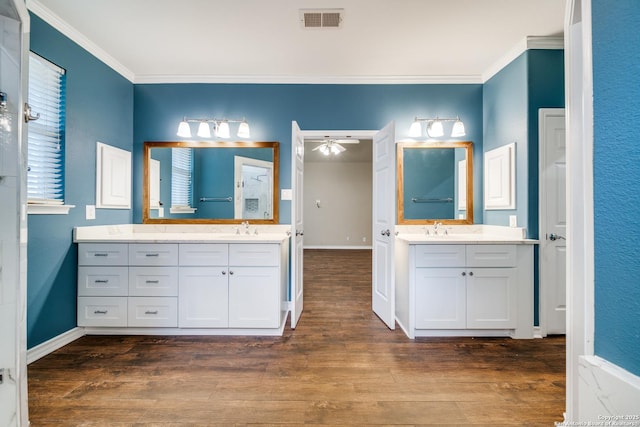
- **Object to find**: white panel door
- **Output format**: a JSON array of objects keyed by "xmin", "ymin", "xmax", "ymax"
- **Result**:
[
  {"xmin": 290, "ymin": 121, "xmax": 305, "ymax": 328},
  {"xmin": 540, "ymin": 108, "xmax": 567, "ymax": 335},
  {"xmin": 372, "ymin": 121, "xmax": 396, "ymax": 329}
]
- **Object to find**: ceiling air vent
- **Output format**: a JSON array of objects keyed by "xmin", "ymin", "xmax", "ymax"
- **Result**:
[{"xmin": 300, "ymin": 9, "xmax": 344, "ymax": 29}]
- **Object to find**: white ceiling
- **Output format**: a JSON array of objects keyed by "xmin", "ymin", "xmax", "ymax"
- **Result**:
[{"xmin": 27, "ymin": 0, "xmax": 565, "ymax": 84}]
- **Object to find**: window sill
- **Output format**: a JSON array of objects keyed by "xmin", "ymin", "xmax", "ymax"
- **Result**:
[
  {"xmin": 28, "ymin": 204, "xmax": 76, "ymax": 215},
  {"xmin": 170, "ymin": 207, "xmax": 197, "ymax": 214}
]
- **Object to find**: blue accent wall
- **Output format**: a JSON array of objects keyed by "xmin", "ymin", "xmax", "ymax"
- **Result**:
[
  {"xmin": 133, "ymin": 84, "xmax": 484, "ymax": 225},
  {"xmin": 27, "ymin": 14, "xmax": 134, "ymax": 348},
  {"xmin": 592, "ymin": 0, "xmax": 640, "ymax": 376},
  {"xmin": 484, "ymin": 49, "xmax": 564, "ymax": 326}
]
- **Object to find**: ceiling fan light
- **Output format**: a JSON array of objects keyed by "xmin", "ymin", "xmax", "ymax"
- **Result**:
[
  {"xmin": 320, "ymin": 144, "xmax": 330, "ymax": 155},
  {"xmin": 177, "ymin": 120, "xmax": 191, "ymax": 138},
  {"xmin": 451, "ymin": 119, "xmax": 466, "ymax": 137},
  {"xmin": 427, "ymin": 120, "xmax": 444, "ymax": 138},
  {"xmin": 216, "ymin": 121, "xmax": 230, "ymax": 138},
  {"xmin": 197, "ymin": 122, "xmax": 211, "ymax": 138},
  {"xmin": 330, "ymin": 144, "xmax": 341, "ymax": 155},
  {"xmin": 237, "ymin": 120, "xmax": 251, "ymax": 138},
  {"xmin": 409, "ymin": 120, "xmax": 422, "ymax": 137}
]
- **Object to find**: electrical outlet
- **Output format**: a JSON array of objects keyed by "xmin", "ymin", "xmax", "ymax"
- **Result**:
[
  {"xmin": 509, "ymin": 215, "xmax": 517, "ymax": 227},
  {"xmin": 362, "ymin": 237, "xmax": 366, "ymax": 242}
]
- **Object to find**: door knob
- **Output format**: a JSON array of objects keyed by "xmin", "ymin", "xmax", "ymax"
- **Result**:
[
  {"xmin": 295, "ymin": 230, "xmax": 304, "ymax": 236},
  {"xmin": 380, "ymin": 229, "xmax": 391, "ymax": 237},
  {"xmin": 548, "ymin": 233, "xmax": 566, "ymax": 241}
]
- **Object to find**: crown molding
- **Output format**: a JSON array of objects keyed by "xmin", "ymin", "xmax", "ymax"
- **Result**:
[
  {"xmin": 26, "ymin": 0, "xmax": 135, "ymax": 82},
  {"xmin": 133, "ymin": 73, "xmax": 483, "ymax": 85},
  {"xmin": 482, "ymin": 35, "xmax": 564, "ymax": 82}
]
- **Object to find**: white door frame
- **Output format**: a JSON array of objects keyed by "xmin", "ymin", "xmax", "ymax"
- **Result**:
[
  {"xmin": 539, "ymin": 107, "xmax": 567, "ymax": 337},
  {"xmin": 564, "ymin": 0, "xmax": 595, "ymax": 420}
]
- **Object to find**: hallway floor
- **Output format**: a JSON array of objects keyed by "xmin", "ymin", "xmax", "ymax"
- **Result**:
[{"xmin": 28, "ymin": 249, "xmax": 565, "ymax": 426}]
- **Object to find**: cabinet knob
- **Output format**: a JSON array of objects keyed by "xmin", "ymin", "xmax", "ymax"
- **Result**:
[
  {"xmin": 222, "ymin": 271, "xmax": 227, "ymax": 275},
  {"xmin": 229, "ymin": 270, "xmax": 234, "ymax": 275},
  {"xmin": 469, "ymin": 271, "xmax": 474, "ymax": 276},
  {"xmin": 461, "ymin": 272, "xmax": 466, "ymax": 276}
]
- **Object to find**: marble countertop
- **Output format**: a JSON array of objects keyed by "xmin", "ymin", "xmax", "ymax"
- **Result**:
[
  {"xmin": 395, "ymin": 224, "xmax": 538, "ymax": 245},
  {"xmin": 74, "ymin": 224, "xmax": 290, "ymax": 244}
]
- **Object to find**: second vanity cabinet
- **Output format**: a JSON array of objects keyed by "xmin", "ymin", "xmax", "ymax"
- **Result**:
[
  {"xmin": 77, "ymin": 239, "xmax": 287, "ymax": 334},
  {"xmin": 395, "ymin": 238, "xmax": 534, "ymax": 339},
  {"xmin": 414, "ymin": 245, "xmax": 517, "ymax": 329}
]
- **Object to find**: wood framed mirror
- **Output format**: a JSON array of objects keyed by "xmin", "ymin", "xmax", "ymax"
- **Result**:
[
  {"xmin": 397, "ymin": 141, "xmax": 473, "ymax": 225},
  {"xmin": 143, "ymin": 141, "xmax": 279, "ymax": 224}
]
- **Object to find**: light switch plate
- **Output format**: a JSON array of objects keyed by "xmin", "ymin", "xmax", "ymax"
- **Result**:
[
  {"xmin": 281, "ymin": 189, "xmax": 293, "ymax": 200},
  {"xmin": 509, "ymin": 215, "xmax": 517, "ymax": 227},
  {"xmin": 86, "ymin": 205, "xmax": 96, "ymax": 220}
]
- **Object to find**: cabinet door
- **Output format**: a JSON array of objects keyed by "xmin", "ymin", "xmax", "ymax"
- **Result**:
[
  {"xmin": 178, "ymin": 267, "xmax": 228, "ymax": 328},
  {"xmin": 415, "ymin": 268, "xmax": 466, "ymax": 329},
  {"xmin": 228, "ymin": 266, "xmax": 279, "ymax": 328},
  {"xmin": 466, "ymin": 268, "xmax": 517, "ymax": 328}
]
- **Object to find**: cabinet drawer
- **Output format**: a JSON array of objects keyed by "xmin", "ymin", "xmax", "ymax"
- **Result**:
[
  {"xmin": 129, "ymin": 244, "xmax": 178, "ymax": 266},
  {"xmin": 179, "ymin": 243, "xmax": 229, "ymax": 266},
  {"xmin": 128, "ymin": 297, "xmax": 178, "ymax": 327},
  {"xmin": 466, "ymin": 245, "xmax": 516, "ymax": 267},
  {"xmin": 78, "ymin": 243, "xmax": 128, "ymax": 266},
  {"xmin": 229, "ymin": 244, "xmax": 279, "ymax": 266},
  {"xmin": 78, "ymin": 297, "xmax": 127, "ymax": 327},
  {"xmin": 78, "ymin": 266, "xmax": 128, "ymax": 296},
  {"xmin": 414, "ymin": 245, "xmax": 466, "ymax": 268},
  {"xmin": 129, "ymin": 266, "xmax": 178, "ymax": 297}
]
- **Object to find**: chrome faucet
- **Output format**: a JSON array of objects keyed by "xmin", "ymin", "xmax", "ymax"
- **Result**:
[
  {"xmin": 434, "ymin": 222, "xmax": 442, "ymax": 235},
  {"xmin": 242, "ymin": 221, "xmax": 250, "ymax": 234}
]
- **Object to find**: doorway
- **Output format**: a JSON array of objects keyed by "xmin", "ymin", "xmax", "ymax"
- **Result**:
[{"xmin": 303, "ymin": 138, "xmax": 373, "ymax": 249}]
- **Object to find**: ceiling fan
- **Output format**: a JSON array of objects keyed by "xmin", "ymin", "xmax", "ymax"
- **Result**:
[{"xmin": 309, "ymin": 138, "xmax": 360, "ymax": 156}]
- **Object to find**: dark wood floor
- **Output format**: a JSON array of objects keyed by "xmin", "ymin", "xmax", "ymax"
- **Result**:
[{"xmin": 28, "ymin": 249, "xmax": 565, "ymax": 426}]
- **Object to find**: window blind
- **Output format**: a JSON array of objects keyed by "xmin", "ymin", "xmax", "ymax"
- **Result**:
[
  {"xmin": 171, "ymin": 147, "xmax": 193, "ymax": 207},
  {"xmin": 27, "ymin": 53, "xmax": 66, "ymax": 204}
]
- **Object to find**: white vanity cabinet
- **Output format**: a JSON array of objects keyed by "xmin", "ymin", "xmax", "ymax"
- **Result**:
[
  {"xmin": 395, "ymin": 239, "xmax": 534, "ymax": 339},
  {"xmin": 178, "ymin": 243, "xmax": 281, "ymax": 329},
  {"xmin": 76, "ymin": 235, "xmax": 289, "ymax": 335},
  {"xmin": 77, "ymin": 243, "xmax": 179, "ymax": 328},
  {"xmin": 414, "ymin": 245, "xmax": 517, "ymax": 330}
]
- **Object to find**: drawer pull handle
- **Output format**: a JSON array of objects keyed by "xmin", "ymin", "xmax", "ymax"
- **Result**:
[
  {"xmin": 94, "ymin": 253, "xmax": 108, "ymax": 257},
  {"xmin": 94, "ymin": 279, "xmax": 109, "ymax": 284},
  {"xmin": 94, "ymin": 310, "xmax": 108, "ymax": 315},
  {"xmin": 145, "ymin": 310, "xmax": 159, "ymax": 315},
  {"xmin": 145, "ymin": 280, "xmax": 160, "ymax": 284},
  {"xmin": 145, "ymin": 253, "xmax": 160, "ymax": 257}
]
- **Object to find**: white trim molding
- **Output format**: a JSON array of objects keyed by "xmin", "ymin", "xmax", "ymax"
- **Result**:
[
  {"xmin": 27, "ymin": 327, "xmax": 85, "ymax": 364},
  {"xmin": 26, "ymin": 0, "xmax": 135, "ymax": 82},
  {"xmin": 578, "ymin": 356, "xmax": 640, "ymax": 419},
  {"xmin": 483, "ymin": 36, "xmax": 565, "ymax": 82}
]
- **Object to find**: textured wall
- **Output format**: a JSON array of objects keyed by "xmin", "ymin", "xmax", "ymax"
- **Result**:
[
  {"xmin": 27, "ymin": 14, "xmax": 134, "ymax": 348},
  {"xmin": 592, "ymin": 0, "xmax": 640, "ymax": 376}
]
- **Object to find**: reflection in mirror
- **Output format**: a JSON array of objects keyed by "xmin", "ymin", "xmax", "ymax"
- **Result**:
[
  {"xmin": 397, "ymin": 141, "xmax": 473, "ymax": 225},
  {"xmin": 143, "ymin": 141, "xmax": 279, "ymax": 224}
]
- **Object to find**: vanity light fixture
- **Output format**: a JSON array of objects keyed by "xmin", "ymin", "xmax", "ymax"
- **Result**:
[
  {"xmin": 177, "ymin": 117, "xmax": 251, "ymax": 139},
  {"xmin": 409, "ymin": 116, "xmax": 466, "ymax": 138}
]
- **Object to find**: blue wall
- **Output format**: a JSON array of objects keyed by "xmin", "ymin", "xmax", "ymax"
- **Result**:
[
  {"xmin": 483, "ymin": 49, "xmax": 564, "ymax": 326},
  {"xmin": 133, "ymin": 83, "xmax": 484, "ymax": 225},
  {"xmin": 592, "ymin": 0, "xmax": 640, "ymax": 376},
  {"xmin": 27, "ymin": 14, "xmax": 134, "ymax": 348}
]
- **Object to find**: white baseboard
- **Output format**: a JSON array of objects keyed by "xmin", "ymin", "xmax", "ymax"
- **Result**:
[
  {"xmin": 27, "ymin": 327, "xmax": 85, "ymax": 364},
  {"xmin": 577, "ymin": 355, "xmax": 640, "ymax": 420},
  {"xmin": 304, "ymin": 245, "xmax": 372, "ymax": 250}
]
